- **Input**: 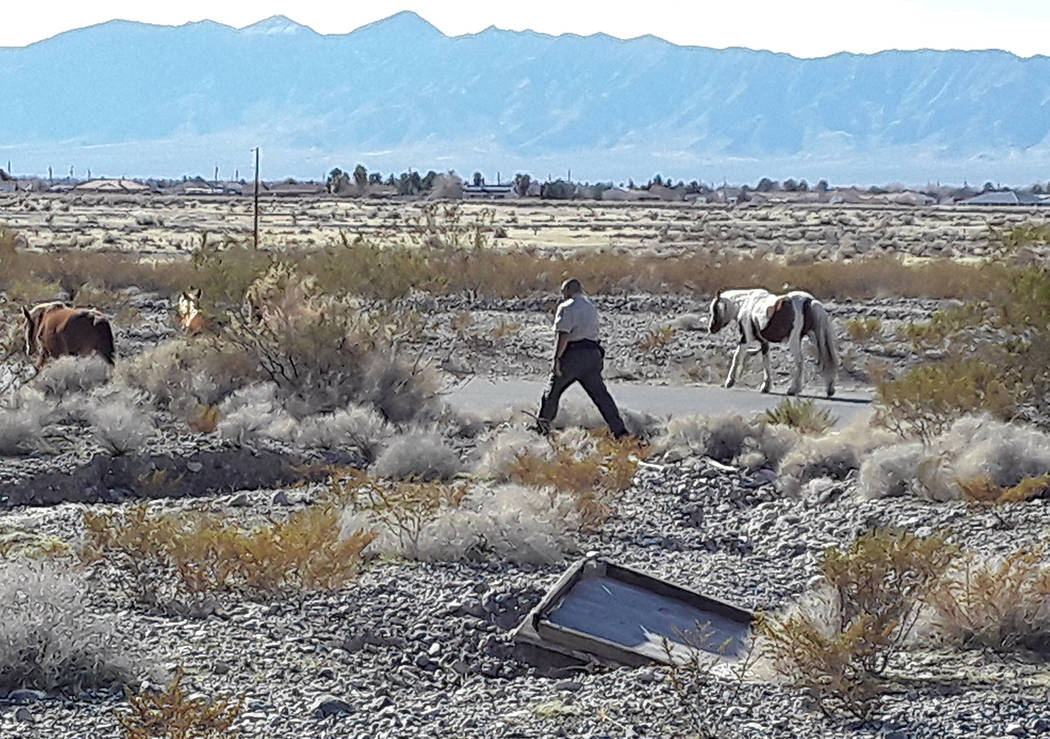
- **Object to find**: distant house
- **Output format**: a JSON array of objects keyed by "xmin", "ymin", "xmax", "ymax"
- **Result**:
[
  {"xmin": 962, "ymin": 190, "xmax": 1047, "ymax": 206},
  {"xmin": 463, "ymin": 183, "xmax": 513, "ymax": 199},
  {"xmin": 73, "ymin": 178, "xmax": 151, "ymax": 194},
  {"xmin": 260, "ymin": 182, "xmax": 326, "ymax": 197}
]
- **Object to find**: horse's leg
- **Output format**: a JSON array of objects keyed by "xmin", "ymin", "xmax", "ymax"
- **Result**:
[
  {"xmin": 786, "ymin": 331, "xmax": 804, "ymax": 395},
  {"xmin": 724, "ymin": 343, "xmax": 746, "ymax": 388},
  {"xmin": 759, "ymin": 341, "xmax": 772, "ymax": 393}
]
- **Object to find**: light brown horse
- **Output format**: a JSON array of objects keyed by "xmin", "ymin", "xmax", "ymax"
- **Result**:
[
  {"xmin": 176, "ymin": 288, "xmax": 206, "ymax": 335},
  {"xmin": 22, "ymin": 302, "xmax": 115, "ymax": 366}
]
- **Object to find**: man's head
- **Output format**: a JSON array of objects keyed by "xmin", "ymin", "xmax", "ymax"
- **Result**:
[{"xmin": 560, "ymin": 278, "xmax": 583, "ymax": 299}]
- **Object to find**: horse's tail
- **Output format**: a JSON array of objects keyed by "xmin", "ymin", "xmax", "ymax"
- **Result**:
[
  {"xmin": 806, "ymin": 299, "xmax": 838, "ymax": 393},
  {"xmin": 95, "ymin": 315, "xmax": 116, "ymax": 365}
]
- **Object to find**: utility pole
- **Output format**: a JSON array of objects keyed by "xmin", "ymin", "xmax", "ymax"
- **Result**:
[
  {"xmin": 48, "ymin": 166, "xmax": 53, "ymax": 184},
  {"xmin": 253, "ymin": 147, "xmax": 260, "ymax": 250},
  {"xmin": 214, "ymin": 164, "xmax": 219, "ymax": 184}
]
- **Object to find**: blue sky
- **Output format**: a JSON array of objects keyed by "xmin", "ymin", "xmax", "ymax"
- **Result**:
[{"xmin": 4, "ymin": 0, "xmax": 1050, "ymax": 56}]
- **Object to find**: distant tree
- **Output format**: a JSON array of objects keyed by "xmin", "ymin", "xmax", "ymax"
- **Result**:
[
  {"xmin": 797, "ymin": 179, "xmax": 809, "ymax": 192},
  {"xmin": 326, "ymin": 168, "xmax": 349, "ymax": 194},
  {"xmin": 650, "ymin": 173, "xmax": 663, "ymax": 188},
  {"xmin": 368, "ymin": 173, "xmax": 383, "ymax": 185},
  {"xmin": 513, "ymin": 173, "xmax": 532, "ymax": 197},
  {"xmin": 1033, "ymin": 183, "xmax": 1046, "ymax": 194},
  {"xmin": 421, "ymin": 170, "xmax": 438, "ymax": 191},
  {"xmin": 385, "ymin": 174, "xmax": 396, "ymax": 187},
  {"xmin": 472, "ymin": 171, "xmax": 484, "ymax": 187},
  {"xmin": 782, "ymin": 178, "xmax": 799, "ymax": 192},
  {"xmin": 982, "ymin": 181, "xmax": 995, "ymax": 192},
  {"xmin": 756, "ymin": 177, "xmax": 775, "ymax": 192},
  {"xmin": 541, "ymin": 179, "xmax": 576, "ymax": 200},
  {"xmin": 627, "ymin": 178, "xmax": 635, "ymax": 189},
  {"xmin": 353, "ymin": 164, "xmax": 368, "ymax": 189},
  {"xmin": 815, "ymin": 179, "xmax": 829, "ymax": 193}
]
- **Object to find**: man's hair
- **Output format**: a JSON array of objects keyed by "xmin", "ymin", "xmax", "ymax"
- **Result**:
[{"xmin": 561, "ymin": 278, "xmax": 583, "ymax": 295}]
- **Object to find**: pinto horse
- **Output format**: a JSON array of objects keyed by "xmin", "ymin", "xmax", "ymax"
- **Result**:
[
  {"xmin": 176, "ymin": 288, "xmax": 206, "ymax": 335},
  {"xmin": 708, "ymin": 288, "xmax": 838, "ymax": 397},
  {"xmin": 22, "ymin": 302, "xmax": 115, "ymax": 366}
]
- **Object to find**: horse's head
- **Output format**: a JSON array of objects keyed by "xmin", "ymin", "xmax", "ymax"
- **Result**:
[
  {"xmin": 177, "ymin": 288, "xmax": 204, "ymax": 334},
  {"xmin": 708, "ymin": 294, "xmax": 731, "ymax": 334},
  {"xmin": 21, "ymin": 302, "xmax": 63, "ymax": 356}
]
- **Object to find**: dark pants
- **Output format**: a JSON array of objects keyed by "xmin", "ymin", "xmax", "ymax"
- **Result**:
[{"xmin": 538, "ymin": 341, "xmax": 627, "ymax": 437}]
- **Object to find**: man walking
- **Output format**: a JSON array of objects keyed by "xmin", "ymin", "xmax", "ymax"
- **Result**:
[{"xmin": 536, "ymin": 278, "xmax": 628, "ymax": 439}]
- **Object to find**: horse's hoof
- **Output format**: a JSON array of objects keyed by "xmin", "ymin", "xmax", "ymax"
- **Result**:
[
  {"xmin": 787, "ymin": 388, "xmax": 800, "ymax": 396},
  {"xmin": 724, "ymin": 380, "xmax": 735, "ymax": 389},
  {"xmin": 760, "ymin": 385, "xmax": 771, "ymax": 394},
  {"xmin": 827, "ymin": 386, "xmax": 836, "ymax": 398}
]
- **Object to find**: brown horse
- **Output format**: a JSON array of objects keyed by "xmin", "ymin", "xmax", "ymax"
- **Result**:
[{"xmin": 22, "ymin": 302, "xmax": 116, "ymax": 366}]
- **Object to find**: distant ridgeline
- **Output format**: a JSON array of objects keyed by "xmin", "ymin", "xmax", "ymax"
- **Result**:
[{"xmin": 1, "ymin": 12, "xmax": 1049, "ymax": 182}]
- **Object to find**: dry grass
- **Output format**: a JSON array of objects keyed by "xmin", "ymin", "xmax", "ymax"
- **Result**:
[
  {"xmin": 875, "ymin": 359, "xmax": 1015, "ymax": 443},
  {"xmin": 760, "ymin": 530, "xmax": 958, "ymax": 718},
  {"xmin": 118, "ymin": 667, "xmax": 244, "ymax": 739},
  {"xmin": 0, "ymin": 220, "xmax": 1020, "ymax": 303},
  {"xmin": 329, "ymin": 468, "xmax": 467, "ymax": 558},
  {"xmin": 955, "ymin": 474, "xmax": 1050, "ymax": 505},
  {"xmin": 83, "ymin": 504, "xmax": 376, "ymax": 602},
  {"xmin": 505, "ymin": 431, "xmax": 647, "ymax": 531},
  {"xmin": 636, "ymin": 325, "xmax": 677, "ymax": 353},
  {"xmin": 764, "ymin": 397, "xmax": 836, "ymax": 435},
  {"xmin": 927, "ymin": 548, "xmax": 1050, "ymax": 652},
  {"xmin": 845, "ymin": 317, "xmax": 883, "ymax": 342}
]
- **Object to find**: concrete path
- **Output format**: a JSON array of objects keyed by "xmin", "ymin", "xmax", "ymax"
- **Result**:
[{"xmin": 447, "ymin": 378, "xmax": 873, "ymax": 427}]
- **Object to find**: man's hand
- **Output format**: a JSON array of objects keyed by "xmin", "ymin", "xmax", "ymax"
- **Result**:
[{"xmin": 553, "ymin": 357, "xmax": 562, "ymax": 377}]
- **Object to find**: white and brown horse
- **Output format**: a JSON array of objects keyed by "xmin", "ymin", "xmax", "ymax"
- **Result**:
[
  {"xmin": 176, "ymin": 288, "xmax": 206, "ymax": 335},
  {"xmin": 708, "ymin": 289, "xmax": 838, "ymax": 397},
  {"xmin": 22, "ymin": 302, "xmax": 115, "ymax": 366}
]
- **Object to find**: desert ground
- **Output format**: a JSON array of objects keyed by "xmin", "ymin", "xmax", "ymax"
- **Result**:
[{"xmin": 1, "ymin": 193, "xmax": 1049, "ymax": 738}]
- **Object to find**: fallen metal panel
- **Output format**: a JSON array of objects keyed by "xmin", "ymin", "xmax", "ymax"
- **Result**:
[{"xmin": 513, "ymin": 557, "xmax": 753, "ymax": 668}]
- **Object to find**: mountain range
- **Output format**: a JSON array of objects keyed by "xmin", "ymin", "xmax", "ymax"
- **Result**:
[{"xmin": 2, "ymin": 12, "xmax": 1048, "ymax": 184}]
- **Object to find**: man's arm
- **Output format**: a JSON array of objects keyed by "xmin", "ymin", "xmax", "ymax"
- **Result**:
[{"xmin": 552, "ymin": 331, "xmax": 570, "ymax": 375}]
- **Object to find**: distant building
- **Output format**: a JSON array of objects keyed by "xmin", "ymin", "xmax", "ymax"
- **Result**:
[
  {"xmin": 73, "ymin": 178, "xmax": 151, "ymax": 193},
  {"xmin": 962, "ymin": 190, "xmax": 1046, "ymax": 206},
  {"xmin": 462, "ymin": 183, "xmax": 513, "ymax": 199}
]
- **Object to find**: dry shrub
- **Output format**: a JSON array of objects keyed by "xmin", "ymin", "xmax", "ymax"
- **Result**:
[
  {"xmin": 116, "ymin": 338, "xmax": 257, "ymax": 413},
  {"xmin": 876, "ymin": 359, "xmax": 1015, "ymax": 443},
  {"xmin": 926, "ymin": 548, "xmax": 1050, "ymax": 652},
  {"xmin": 118, "ymin": 667, "xmax": 244, "ymax": 739},
  {"xmin": 371, "ymin": 431, "xmax": 463, "ymax": 481},
  {"xmin": 859, "ymin": 415, "xmax": 1050, "ymax": 501},
  {"xmin": 0, "ymin": 404, "xmax": 45, "ymax": 456},
  {"xmin": 503, "ymin": 430, "xmax": 647, "ymax": 531},
  {"xmin": 0, "ymin": 560, "xmax": 158, "ymax": 692},
  {"xmin": 764, "ymin": 397, "xmax": 835, "ymax": 435},
  {"xmin": 331, "ymin": 469, "xmax": 466, "ymax": 558},
  {"xmin": 0, "ymin": 528, "xmax": 71, "ymax": 560},
  {"xmin": 296, "ymin": 404, "xmax": 391, "ymax": 461},
  {"xmin": 845, "ymin": 317, "xmax": 883, "ymax": 342},
  {"xmin": 88, "ymin": 390, "xmax": 156, "ymax": 455},
  {"xmin": 34, "ymin": 354, "xmax": 112, "ymax": 397},
  {"xmin": 221, "ymin": 262, "xmax": 439, "ymax": 420},
  {"xmin": 955, "ymin": 474, "xmax": 1050, "ymax": 505},
  {"xmin": 83, "ymin": 504, "xmax": 376, "ymax": 604},
  {"xmin": 187, "ymin": 404, "xmax": 221, "ymax": 434},
  {"xmin": 215, "ymin": 383, "xmax": 298, "ymax": 446},
  {"xmin": 654, "ymin": 412, "xmax": 799, "ymax": 469},
  {"xmin": 778, "ymin": 422, "xmax": 896, "ymax": 497},
  {"xmin": 637, "ymin": 325, "xmax": 677, "ymax": 353},
  {"xmin": 759, "ymin": 530, "xmax": 958, "ymax": 718}
]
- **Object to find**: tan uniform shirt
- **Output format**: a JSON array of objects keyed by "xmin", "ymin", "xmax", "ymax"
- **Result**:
[{"xmin": 554, "ymin": 295, "xmax": 601, "ymax": 343}]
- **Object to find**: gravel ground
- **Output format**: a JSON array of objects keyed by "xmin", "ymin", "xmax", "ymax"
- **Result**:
[
  {"xmin": 3, "ymin": 451, "xmax": 1049, "ymax": 738},
  {"xmin": 1, "ymin": 289, "xmax": 1047, "ymax": 738}
]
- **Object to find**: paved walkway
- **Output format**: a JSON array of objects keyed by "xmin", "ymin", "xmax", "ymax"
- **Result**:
[{"xmin": 447, "ymin": 378, "xmax": 873, "ymax": 427}]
